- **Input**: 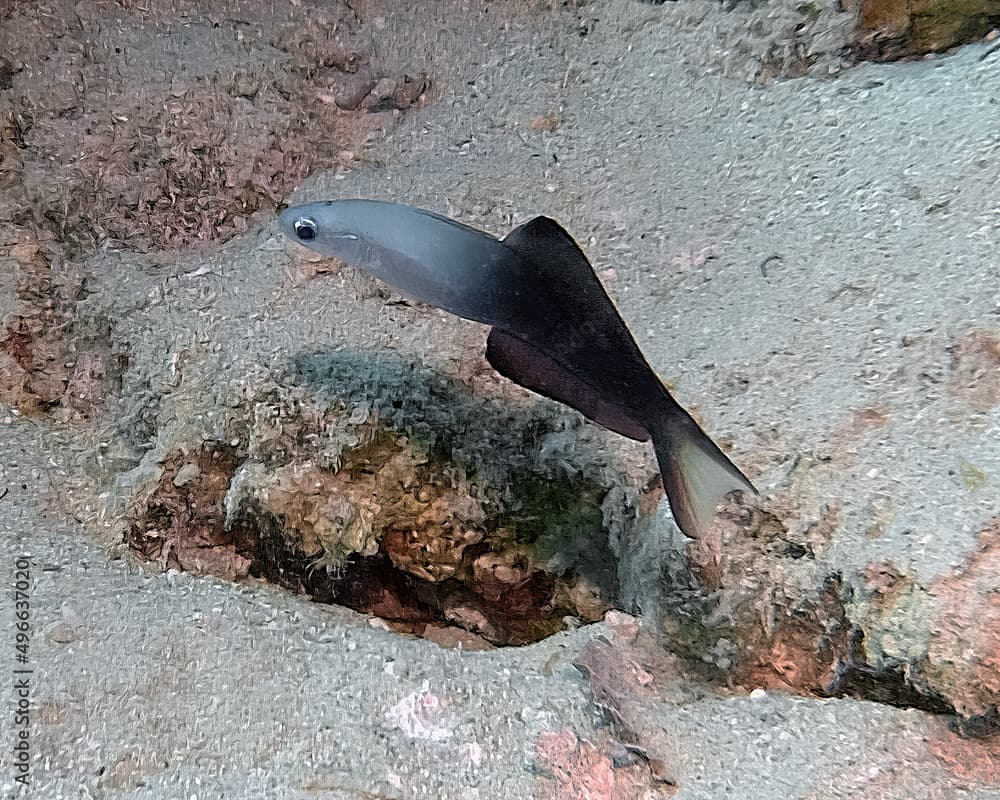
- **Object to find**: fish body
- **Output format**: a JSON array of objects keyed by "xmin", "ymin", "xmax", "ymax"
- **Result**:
[
  {"xmin": 277, "ymin": 200, "xmax": 525, "ymax": 325},
  {"xmin": 279, "ymin": 199, "xmax": 755, "ymax": 538}
]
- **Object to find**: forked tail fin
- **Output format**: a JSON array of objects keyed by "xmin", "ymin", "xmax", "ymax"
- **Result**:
[{"xmin": 651, "ymin": 409, "xmax": 757, "ymax": 539}]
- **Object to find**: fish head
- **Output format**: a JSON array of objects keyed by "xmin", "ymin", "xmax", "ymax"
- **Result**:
[
  {"xmin": 278, "ymin": 198, "xmax": 514, "ymax": 324},
  {"xmin": 279, "ymin": 200, "xmax": 369, "ymax": 263}
]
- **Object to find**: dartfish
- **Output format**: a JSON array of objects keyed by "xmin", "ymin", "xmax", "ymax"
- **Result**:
[{"xmin": 279, "ymin": 200, "xmax": 755, "ymax": 538}]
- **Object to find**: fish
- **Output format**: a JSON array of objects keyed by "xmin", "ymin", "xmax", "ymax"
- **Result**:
[{"xmin": 278, "ymin": 199, "xmax": 756, "ymax": 538}]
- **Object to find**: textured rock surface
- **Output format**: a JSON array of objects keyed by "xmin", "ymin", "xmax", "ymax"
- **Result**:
[
  {"xmin": 114, "ymin": 360, "xmax": 632, "ymax": 645},
  {"xmin": 852, "ymin": 0, "xmax": 1000, "ymax": 60}
]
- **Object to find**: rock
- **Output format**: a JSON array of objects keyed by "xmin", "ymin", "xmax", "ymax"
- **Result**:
[
  {"xmin": 390, "ymin": 73, "xmax": 428, "ymax": 109},
  {"xmin": 45, "ymin": 622, "xmax": 77, "ymax": 644},
  {"xmin": 529, "ymin": 113, "xmax": 560, "ymax": 132},
  {"xmin": 364, "ymin": 77, "xmax": 398, "ymax": 110},
  {"xmin": 923, "ymin": 516, "xmax": 1000, "ymax": 718},
  {"xmin": 422, "ymin": 624, "xmax": 494, "ymax": 651},
  {"xmin": 949, "ymin": 329, "xmax": 1000, "ymax": 412},
  {"xmin": 852, "ymin": 0, "xmax": 1000, "ymax": 60},
  {"xmin": 383, "ymin": 524, "xmax": 485, "ymax": 582},
  {"xmin": 0, "ymin": 352, "xmax": 31, "ymax": 412},
  {"xmin": 472, "ymin": 550, "xmax": 551, "ymax": 615},
  {"xmin": 534, "ymin": 728, "xmax": 652, "ymax": 800},
  {"xmin": 172, "ymin": 462, "xmax": 201, "ymax": 487},
  {"xmin": 0, "ymin": 57, "xmax": 16, "ymax": 90},
  {"xmin": 333, "ymin": 66, "xmax": 376, "ymax": 110}
]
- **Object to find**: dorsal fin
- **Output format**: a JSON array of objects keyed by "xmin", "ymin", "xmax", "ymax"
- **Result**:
[
  {"xmin": 500, "ymin": 216, "xmax": 639, "ymax": 354},
  {"xmin": 501, "ymin": 216, "xmax": 600, "ymax": 284},
  {"xmin": 486, "ymin": 328, "xmax": 650, "ymax": 442}
]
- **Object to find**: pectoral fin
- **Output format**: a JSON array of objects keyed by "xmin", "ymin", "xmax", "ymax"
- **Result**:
[{"xmin": 485, "ymin": 328, "xmax": 650, "ymax": 442}]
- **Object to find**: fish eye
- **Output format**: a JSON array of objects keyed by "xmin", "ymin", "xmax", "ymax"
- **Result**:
[{"xmin": 294, "ymin": 217, "xmax": 318, "ymax": 241}]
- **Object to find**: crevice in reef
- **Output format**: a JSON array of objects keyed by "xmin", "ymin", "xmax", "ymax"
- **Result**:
[
  {"xmin": 124, "ymin": 354, "xmax": 629, "ymax": 647},
  {"xmin": 825, "ymin": 628, "xmax": 956, "ymax": 716},
  {"xmin": 822, "ymin": 628, "xmax": 996, "ymax": 736},
  {"xmin": 125, "ymin": 440, "xmax": 616, "ymax": 647},
  {"xmin": 661, "ymin": 551, "xmax": 987, "ymax": 727}
]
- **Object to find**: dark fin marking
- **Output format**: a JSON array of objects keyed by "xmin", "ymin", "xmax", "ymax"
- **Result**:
[
  {"xmin": 501, "ymin": 216, "xmax": 655, "ymax": 374},
  {"xmin": 486, "ymin": 328, "xmax": 650, "ymax": 442},
  {"xmin": 501, "ymin": 216, "xmax": 610, "ymax": 296},
  {"xmin": 651, "ymin": 407, "xmax": 758, "ymax": 539}
]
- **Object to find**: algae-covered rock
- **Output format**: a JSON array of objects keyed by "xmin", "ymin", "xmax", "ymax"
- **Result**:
[
  {"xmin": 852, "ymin": 0, "xmax": 1000, "ymax": 60},
  {"xmin": 120, "ymin": 353, "xmax": 647, "ymax": 646}
]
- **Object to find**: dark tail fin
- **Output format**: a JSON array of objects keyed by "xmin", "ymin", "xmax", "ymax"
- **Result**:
[{"xmin": 650, "ymin": 406, "xmax": 757, "ymax": 539}]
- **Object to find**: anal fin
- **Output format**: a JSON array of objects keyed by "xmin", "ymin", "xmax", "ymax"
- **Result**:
[{"xmin": 485, "ymin": 328, "xmax": 650, "ymax": 442}]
